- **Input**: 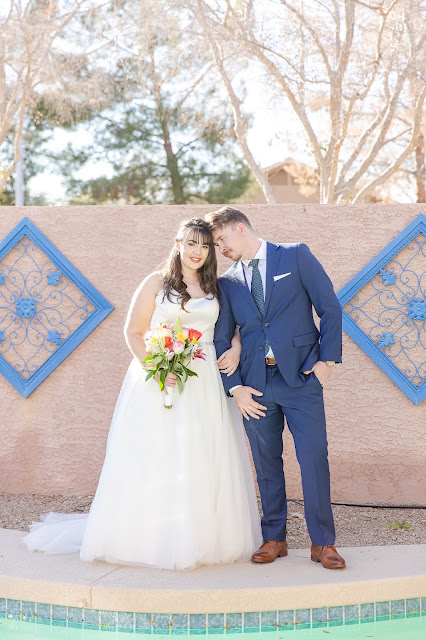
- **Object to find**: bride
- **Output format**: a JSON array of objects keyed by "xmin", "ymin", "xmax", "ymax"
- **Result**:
[{"xmin": 23, "ymin": 218, "xmax": 262, "ymax": 570}]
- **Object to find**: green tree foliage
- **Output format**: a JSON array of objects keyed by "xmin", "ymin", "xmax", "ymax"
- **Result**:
[
  {"xmin": 55, "ymin": 92, "xmax": 251, "ymax": 205},
  {"xmin": 0, "ymin": 104, "xmax": 54, "ymax": 205},
  {"xmin": 48, "ymin": 0, "xmax": 252, "ymax": 205},
  {"xmin": 1, "ymin": 0, "xmax": 252, "ymax": 206}
]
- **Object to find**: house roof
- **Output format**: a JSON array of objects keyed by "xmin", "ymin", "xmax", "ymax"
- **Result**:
[
  {"xmin": 262, "ymin": 158, "xmax": 299, "ymax": 177},
  {"xmin": 263, "ymin": 158, "xmax": 319, "ymax": 184}
]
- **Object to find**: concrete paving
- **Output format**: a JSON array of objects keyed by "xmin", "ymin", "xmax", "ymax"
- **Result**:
[{"xmin": 1, "ymin": 529, "xmax": 425, "ymax": 613}]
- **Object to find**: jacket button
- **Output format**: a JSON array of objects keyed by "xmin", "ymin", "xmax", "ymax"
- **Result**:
[
  {"xmin": 259, "ymin": 346, "xmax": 264, "ymax": 350},
  {"xmin": 264, "ymin": 322, "xmax": 269, "ymax": 327}
]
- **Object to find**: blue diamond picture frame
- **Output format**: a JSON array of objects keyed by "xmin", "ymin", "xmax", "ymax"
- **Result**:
[
  {"xmin": 338, "ymin": 213, "xmax": 426, "ymax": 405},
  {"xmin": 0, "ymin": 217, "xmax": 114, "ymax": 397}
]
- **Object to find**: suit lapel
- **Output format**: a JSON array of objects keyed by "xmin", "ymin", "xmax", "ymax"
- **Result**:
[
  {"xmin": 231, "ymin": 261, "xmax": 262, "ymax": 319},
  {"xmin": 264, "ymin": 242, "xmax": 281, "ymax": 316}
]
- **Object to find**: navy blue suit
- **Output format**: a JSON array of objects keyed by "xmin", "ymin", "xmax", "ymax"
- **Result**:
[{"xmin": 214, "ymin": 242, "xmax": 342, "ymax": 545}]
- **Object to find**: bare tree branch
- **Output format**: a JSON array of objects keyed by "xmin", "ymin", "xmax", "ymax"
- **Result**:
[
  {"xmin": 184, "ymin": 0, "xmax": 425, "ymax": 203},
  {"xmin": 353, "ymin": 84, "xmax": 426, "ymax": 201},
  {"xmin": 0, "ymin": 0, "xmax": 112, "ymax": 194},
  {"xmin": 196, "ymin": 0, "xmax": 277, "ymax": 203}
]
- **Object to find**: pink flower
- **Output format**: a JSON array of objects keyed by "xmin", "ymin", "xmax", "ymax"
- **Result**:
[
  {"xmin": 181, "ymin": 327, "xmax": 190, "ymax": 339},
  {"xmin": 173, "ymin": 340, "xmax": 185, "ymax": 354},
  {"xmin": 192, "ymin": 346, "xmax": 206, "ymax": 361}
]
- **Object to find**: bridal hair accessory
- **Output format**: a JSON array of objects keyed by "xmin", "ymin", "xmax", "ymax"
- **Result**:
[{"xmin": 142, "ymin": 317, "xmax": 206, "ymax": 408}]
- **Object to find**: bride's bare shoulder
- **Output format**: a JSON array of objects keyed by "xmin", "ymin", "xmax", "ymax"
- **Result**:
[
  {"xmin": 145, "ymin": 271, "xmax": 163, "ymax": 291},
  {"xmin": 132, "ymin": 272, "xmax": 163, "ymax": 301}
]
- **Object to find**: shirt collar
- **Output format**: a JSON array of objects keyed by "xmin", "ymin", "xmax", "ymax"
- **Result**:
[{"xmin": 242, "ymin": 239, "xmax": 267, "ymax": 267}]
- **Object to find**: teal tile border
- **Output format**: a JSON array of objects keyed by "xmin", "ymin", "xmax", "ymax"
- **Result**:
[
  {"xmin": 101, "ymin": 609, "xmax": 117, "ymax": 631},
  {"xmin": 260, "ymin": 611, "xmax": 276, "ymax": 630},
  {"xmin": 344, "ymin": 603, "xmax": 359, "ymax": 624},
  {"xmin": 174, "ymin": 614, "xmax": 190, "ymax": 630},
  {"xmin": 52, "ymin": 604, "xmax": 67, "ymax": 621},
  {"xmin": 406, "ymin": 597, "xmax": 420, "ymax": 613},
  {"xmin": 360, "ymin": 602, "xmax": 374, "ymax": 619},
  {"xmin": 295, "ymin": 608, "xmax": 310, "ymax": 624},
  {"xmin": 328, "ymin": 605, "xmax": 343, "ymax": 621},
  {"xmin": 0, "ymin": 596, "xmax": 425, "ymax": 633}
]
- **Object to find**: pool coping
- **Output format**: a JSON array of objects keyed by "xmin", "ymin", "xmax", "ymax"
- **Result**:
[{"xmin": 1, "ymin": 529, "xmax": 425, "ymax": 631}]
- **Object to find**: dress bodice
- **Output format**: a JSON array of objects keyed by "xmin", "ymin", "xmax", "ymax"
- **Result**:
[{"xmin": 150, "ymin": 290, "xmax": 219, "ymax": 343}]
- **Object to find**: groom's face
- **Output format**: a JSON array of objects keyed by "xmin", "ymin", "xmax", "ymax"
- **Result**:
[{"xmin": 212, "ymin": 223, "xmax": 247, "ymax": 262}]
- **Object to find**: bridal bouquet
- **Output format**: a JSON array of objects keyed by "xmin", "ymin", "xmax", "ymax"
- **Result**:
[{"xmin": 142, "ymin": 317, "xmax": 206, "ymax": 408}]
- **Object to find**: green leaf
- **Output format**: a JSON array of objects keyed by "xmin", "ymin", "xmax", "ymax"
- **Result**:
[
  {"xmin": 142, "ymin": 355, "xmax": 155, "ymax": 363},
  {"xmin": 176, "ymin": 375, "xmax": 183, "ymax": 394},
  {"xmin": 145, "ymin": 371, "xmax": 154, "ymax": 382},
  {"xmin": 386, "ymin": 520, "xmax": 412, "ymax": 530},
  {"xmin": 159, "ymin": 369, "xmax": 167, "ymax": 391},
  {"xmin": 175, "ymin": 316, "xmax": 182, "ymax": 333}
]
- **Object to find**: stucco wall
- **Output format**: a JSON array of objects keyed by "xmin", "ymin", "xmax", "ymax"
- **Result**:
[{"xmin": 0, "ymin": 204, "xmax": 424, "ymax": 505}]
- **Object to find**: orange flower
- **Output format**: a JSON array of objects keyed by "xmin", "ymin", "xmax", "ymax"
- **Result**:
[
  {"xmin": 188, "ymin": 328, "xmax": 202, "ymax": 343},
  {"xmin": 164, "ymin": 336, "xmax": 172, "ymax": 349}
]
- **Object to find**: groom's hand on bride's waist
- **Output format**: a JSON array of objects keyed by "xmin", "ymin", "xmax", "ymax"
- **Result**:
[{"xmin": 231, "ymin": 386, "xmax": 267, "ymax": 421}]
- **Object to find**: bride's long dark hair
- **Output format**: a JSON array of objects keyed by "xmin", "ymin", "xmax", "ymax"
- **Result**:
[{"xmin": 161, "ymin": 218, "xmax": 218, "ymax": 311}]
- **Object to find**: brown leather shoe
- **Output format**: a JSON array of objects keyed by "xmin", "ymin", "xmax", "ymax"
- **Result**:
[
  {"xmin": 311, "ymin": 544, "xmax": 346, "ymax": 569},
  {"xmin": 251, "ymin": 540, "xmax": 288, "ymax": 564}
]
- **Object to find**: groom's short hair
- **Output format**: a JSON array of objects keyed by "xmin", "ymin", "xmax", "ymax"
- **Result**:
[{"xmin": 205, "ymin": 206, "xmax": 252, "ymax": 231}]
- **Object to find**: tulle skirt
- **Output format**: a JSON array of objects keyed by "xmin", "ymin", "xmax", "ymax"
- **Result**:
[{"xmin": 23, "ymin": 347, "xmax": 262, "ymax": 570}]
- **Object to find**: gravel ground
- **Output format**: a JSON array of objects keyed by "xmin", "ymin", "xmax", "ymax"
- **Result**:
[{"xmin": 1, "ymin": 493, "xmax": 425, "ymax": 548}]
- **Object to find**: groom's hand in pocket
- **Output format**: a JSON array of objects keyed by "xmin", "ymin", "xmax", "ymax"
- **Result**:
[{"xmin": 232, "ymin": 386, "xmax": 267, "ymax": 421}]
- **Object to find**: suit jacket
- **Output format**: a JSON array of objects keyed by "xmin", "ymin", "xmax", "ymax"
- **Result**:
[{"xmin": 214, "ymin": 242, "xmax": 342, "ymax": 394}]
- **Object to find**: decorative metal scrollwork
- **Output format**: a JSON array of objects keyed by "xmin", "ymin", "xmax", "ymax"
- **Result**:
[
  {"xmin": 407, "ymin": 298, "xmax": 426, "ymax": 322},
  {"xmin": 15, "ymin": 296, "xmax": 37, "ymax": 318},
  {"xmin": 338, "ymin": 214, "xmax": 426, "ymax": 405},
  {"xmin": 0, "ymin": 218, "xmax": 114, "ymax": 397}
]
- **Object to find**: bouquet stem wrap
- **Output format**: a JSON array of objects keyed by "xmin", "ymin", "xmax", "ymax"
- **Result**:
[{"xmin": 164, "ymin": 385, "xmax": 174, "ymax": 408}]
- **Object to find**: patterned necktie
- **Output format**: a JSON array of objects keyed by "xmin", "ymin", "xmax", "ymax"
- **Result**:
[{"xmin": 248, "ymin": 259, "xmax": 270, "ymax": 354}]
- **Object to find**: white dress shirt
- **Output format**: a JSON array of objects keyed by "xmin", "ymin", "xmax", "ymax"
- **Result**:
[
  {"xmin": 241, "ymin": 239, "xmax": 274, "ymax": 359},
  {"xmin": 229, "ymin": 239, "xmax": 274, "ymax": 395},
  {"xmin": 241, "ymin": 239, "xmax": 268, "ymax": 291}
]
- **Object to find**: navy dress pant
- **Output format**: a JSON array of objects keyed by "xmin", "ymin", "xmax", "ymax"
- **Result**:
[{"xmin": 243, "ymin": 364, "xmax": 335, "ymax": 546}]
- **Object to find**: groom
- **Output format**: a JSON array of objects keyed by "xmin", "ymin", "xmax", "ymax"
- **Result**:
[{"xmin": 206, "ymin": 207, "xmax": 345, "ymax": 569}]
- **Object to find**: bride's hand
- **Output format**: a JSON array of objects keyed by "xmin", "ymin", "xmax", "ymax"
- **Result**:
[
  {"xmin": 155, "ymin": 371, "xmax": 177, "ymax": 387},
  {"xmin": 217, "ymin": 347, "xmax": 240, "ymax": 376}
]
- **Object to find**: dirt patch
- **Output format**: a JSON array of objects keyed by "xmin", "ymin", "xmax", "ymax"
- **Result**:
[{"xmin": 1, "ymin": 493, "xmax": 424, "ymax": 548}]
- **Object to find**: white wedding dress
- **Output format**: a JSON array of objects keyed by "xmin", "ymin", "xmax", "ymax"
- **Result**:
[{"xmin": 23, "ymin": 291, "xmax": 262, "ymax": 570}]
